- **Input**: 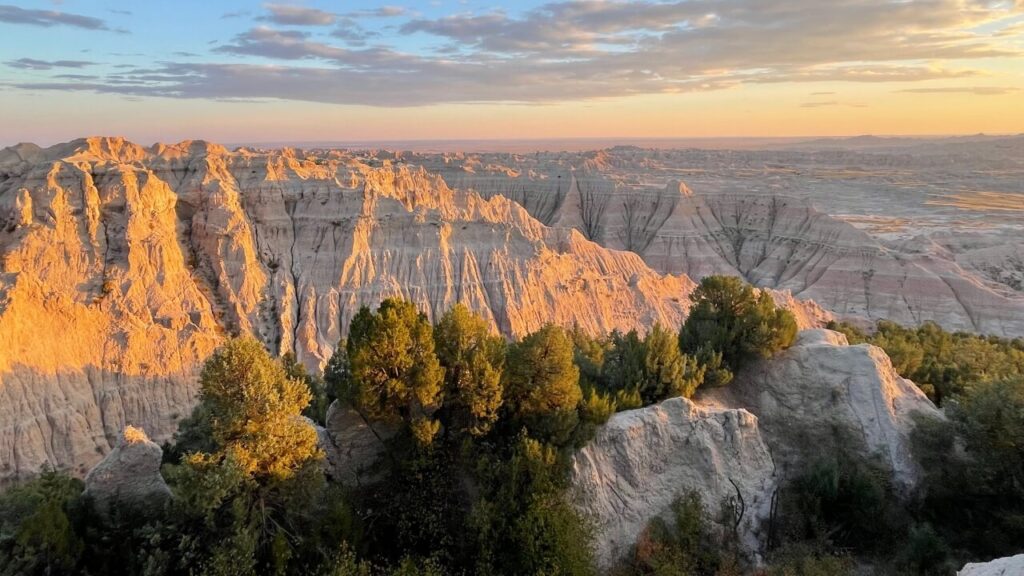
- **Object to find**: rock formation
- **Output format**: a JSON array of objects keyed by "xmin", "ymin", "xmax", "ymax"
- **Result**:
[
  {"xmin": 0, "ymin": 137, "xmax": 700, "ymax": 483},
  {"xmin": 571, "ymin": 398, "xmax": 776, "ymax": 569},
  {"xmin": 958, "ymin": 554, "xmax": 1024, "ymax": 576},
  {"xmin": 82, "ymin": 426, "xmax": 171, "ymax": 513},
  {"xmin": 320, "ymin": 401, "xmax": 396, "ymax": 486},
  {"xmin": 572, "ymin": 329, "xmax": 940, "ymax": 568},
  {"xmin": 704, "ymin": 329, "xmax": 940, "ymax": 489},
  {"xmin": 421, "ymin": 146, "xmax": 1024, "ymax": 338}
]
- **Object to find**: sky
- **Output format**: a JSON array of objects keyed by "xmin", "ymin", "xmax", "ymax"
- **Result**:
[{"xmin": 0, "ymin": 0, "xmax": 1023, "ymax": 146}]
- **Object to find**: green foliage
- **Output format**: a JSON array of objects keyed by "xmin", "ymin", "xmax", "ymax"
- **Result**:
[
  {"xmin": 173, "ymin": 336, "xmax": 326, "ymax": 575},
  {"xmin": 347, "ymin": 300, "xmax": 445, "ymax": 445},
  {"xmin": 433, "ymin": 304, "xmax": 506, "ymax": 438},
  {"xmin": 629, "ymin": 492, "xmax": 740, "ymax": 576},
  {"xmin": 640, "ymin": 324, "xmax": 703, "ymax": 403},
  {"xmin": 471, "ymin": 434, "xmax": 595, "ymax": 576},
  {"xmin": 190, "ymin": 336, "xmax": 321, "ymax": 482},
  {"xmin": 281, "ymin": 351, "xmax": 330, "ymax": 425},
  {"xmin": 777, "ymin": 446, "xmax": 903, "ymax": 555},
  {"xmin": 764, "ymin": 544, "xmax": 853, "ymax": 576},
  {"xmin": 572, "ymin": 324, "xmax": 702, "ymax": 410},
  {"xmin": 603, "ymin": 329, "xmax": 646, "ymax": 394},
  {"xmin": 679, "ymin": 276, "xmax": 798, "ymax": 389},
  {"xmin": 570, "ymin": 325, "xmax": 611, "ymax": 390},
  {"xmin": 911, "ymin": 378, "xmax": 1024, "ymax": 558},
  {"xmin": 358, "ymin": 448, "xmax": 466, "ymax": 567},
  {"xmin": 0, "ymin": 469, "xmax": 84, "ymax": 575},
  {"xmin": 503, "ymin": 324, "xmax": 583, "ymax": 444},
  {"xmin": 828, "ymin": 319, "xmax": 1024, "ymax": 405},
  {"xmin": 323, "ymin": 338, "xmax": 351, "ymax": 406}
]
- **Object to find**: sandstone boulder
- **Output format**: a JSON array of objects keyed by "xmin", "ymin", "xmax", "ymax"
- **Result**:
[
  {"xmin": 83, "ymin": 426, "xmax": 171, "ymax": 514},
  {"xmin": 571, "ymin": 397, "xmax": 776, "ymax": 569}
]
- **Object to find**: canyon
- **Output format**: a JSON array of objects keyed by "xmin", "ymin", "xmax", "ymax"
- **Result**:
[{"xmin": 0, "ymin": 135, "xmax": 1021, "ymax": 483}]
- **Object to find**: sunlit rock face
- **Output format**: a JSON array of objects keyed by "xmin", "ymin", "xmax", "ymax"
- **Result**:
[{"xmin": 0, "ymin": 137, "xmax": 700, "ymax": 483}]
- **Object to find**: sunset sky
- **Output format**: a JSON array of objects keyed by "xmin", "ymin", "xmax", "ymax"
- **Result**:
[{"xmin": 1, "ymin": 0, "xmax": 1023, "ymax": 145}]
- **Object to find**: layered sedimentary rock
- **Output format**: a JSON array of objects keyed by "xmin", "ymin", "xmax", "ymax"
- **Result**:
[
  {"xmin": 573, "ymin": 330, "xmax": 939, "ymax": 568},
  {"xmin": 0, "ymin": 137, "xmax": 696, "ymax": 483},
  {"xmin": 426, "ymin": 152, "xmax": 1024, "ymax": 337},
  {"xmin": 82, "ymin": 426, "xmax": 170, "ymax": 513},
  {"xmin": 571, "ymin": 398, "xmax": 776, "ymax": 569}
]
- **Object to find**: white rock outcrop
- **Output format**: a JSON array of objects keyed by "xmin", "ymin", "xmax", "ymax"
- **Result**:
[
  {"xmin": 572, "ymin": 397, "xmax": 776, "ymax": 569},
  {"xmin": 958, "ymin": 554, "xmax": 1024, "ymax": 576},
  {"xmin": 573, "ymin": 329, "xmax": 941, "ymax": 569},
  {"xmin": 82, "ymin": 426, "xmax": 171, "ymax": 513},
  {"xmin": 706, "ymin": 329, "xmax": 940, "ymax": 489}
]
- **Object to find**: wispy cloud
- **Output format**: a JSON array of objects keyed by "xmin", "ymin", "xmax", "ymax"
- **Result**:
[
  {"xmin": 345, "ymin": 6, "xmax": 407, "ymax": 18},
  {"xmin": 800, "ymin": 100, "xmax": 868, "ymax": 108},
  {"xmin": 261, "ymin": 3, "xmax": 336, "ymax": 26},
  {"xmin": 5, "ymin": 57, "xmax": 95, "ymax": 70},
  {"xmin": 0, "ymin": 3, "xmax": 109, "ymax": 29},
  {"xmin": 897, "ymin": 86, "xmax": 1021, "ymax": 95}
]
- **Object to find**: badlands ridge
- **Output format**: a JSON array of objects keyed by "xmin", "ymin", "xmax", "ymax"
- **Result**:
[{"xmin": 0, "ymin": 136, "xmax": 1021, "ymax": 483}]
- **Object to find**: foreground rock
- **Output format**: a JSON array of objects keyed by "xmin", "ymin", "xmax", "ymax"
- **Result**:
[
  {"xmin": 958, "ymin": 554, "xmax": 1024, "ymax": 576},
  {"xmin": 704, "ymin": 329, "xmax": 939, "ymax": 489},
  {"xmin": 82, "ymin": 426, "xmax": 171, "ymax": 514},
  {"xmin": 571, "ymin": 397, "xmax": 776, "ymax": 569},
  {"xmin": 573, "ymin": 329, "xmax": 940, "ymax": 568}
]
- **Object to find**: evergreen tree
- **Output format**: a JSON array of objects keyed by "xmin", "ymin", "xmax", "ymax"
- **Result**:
[
  {"xmin": 433, "ymin": 304, "xmax": 506, "ymax": 438},
  {"xmin": 502, "ymin": 324, "xmax": 583, "ymax": 445},
  {"xmin": 346, "ymin": 299, "xmax": 445, "ymax": 446},
  {"xmin": 679, "ymin": 276, "xmax": 797, "ymax": 388}
]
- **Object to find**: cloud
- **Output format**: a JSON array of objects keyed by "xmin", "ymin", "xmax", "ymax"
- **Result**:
[
  {"xmin": 221, "ymin": 10, "xmax": 250, "ymax": 19},
  {"xmin": 897, "ymin": 86, "xmax": 1021, "ymax": 95},
  {"xmin": 800, "ymin": 100, "xmax": 868, "ymax": 108},
  {"xmin": 331, "ymin": 19, "xmax": 379, "ymax": 46},
  {"xmin": 345, "ymin": 6, "xmax": 407, "ymax": 18},
  {"xmin": 0, "ymin": 4, "xmax": 109, "ymax": 29},
  {"xmin": 262, "ymin": 3, "xmax": 336, "ymax": 26},
  {"xmin": 9, "ymin": 0, "xmax": 1022, "ymax": 107},
  {"xmin": 5, "ymin": 57, "xmax": 95, "ymax": 70}
]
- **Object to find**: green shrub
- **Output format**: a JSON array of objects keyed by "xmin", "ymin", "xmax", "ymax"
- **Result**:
[{"xmin": 679, "ymin": 276, "xmax": 797, "ymax": 390}]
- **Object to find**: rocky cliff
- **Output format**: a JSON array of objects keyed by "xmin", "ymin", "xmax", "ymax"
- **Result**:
[
  {"xmin": 434, "ymin": 165, "xmax": 1024, "ymax": 337},
  {"xmin": 0, "ymin": 137, "xmax": 700, "ymax": 483}
]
